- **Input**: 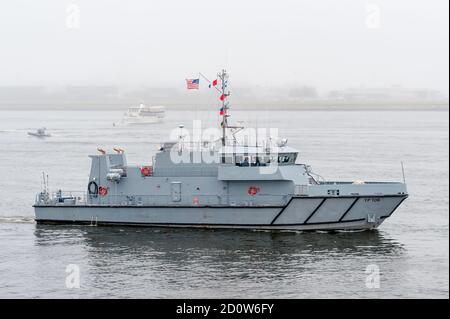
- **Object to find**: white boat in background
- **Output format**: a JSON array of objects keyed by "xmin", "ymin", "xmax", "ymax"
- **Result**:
[
  {"xmin": 115, "ymin": 103, "xmax": 165, "ymax": 126},
  {"xmin": 28, "ymin": 127, "xmax": 51, "ymax": 138}
]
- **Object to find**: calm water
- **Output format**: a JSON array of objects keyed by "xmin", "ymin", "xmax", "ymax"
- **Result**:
[{"xmin": 0, "ymin": 109, "xmax": 448, "ymax": 298}]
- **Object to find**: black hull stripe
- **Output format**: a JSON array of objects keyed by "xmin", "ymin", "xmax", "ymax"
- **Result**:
[
  {"xmin": 338, "ymin": 198, "xmax": 359, "ymax": 222},
  {"xmin": 35, "ymin": 217, "xmax": 373, "ymax": 227},
  {"xmin": 387, "ymin": 196, "xmax": 408, "ymax": 217},
  {"xmin": 304, "ymin": 198, "xmax": 327, "ymax": 224},
  {"xmin": 35, "ymin": 205, "xmax": 283, "ymax": 209},
  {"xmin": 270, "ymin": 197, "xmax": 294, "ymax": 225}
]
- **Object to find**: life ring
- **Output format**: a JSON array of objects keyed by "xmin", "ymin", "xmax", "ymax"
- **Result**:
[
  {"xmin": 248, "ymin": 186, "xmax": 259, "ymax": 196},
  {"xmin": 141, "ymin": 166, "xmax": 152, "ymax": 177},
  {"xmin": 98, "ymin": 186, "xmax": 108, "ymax": 196},
  {"xmin": 88, "ymin": 181, "xmax": 98, "ymax": 197}
]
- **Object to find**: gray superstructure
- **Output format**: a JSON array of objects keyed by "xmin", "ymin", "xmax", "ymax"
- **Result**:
[{"xmin": 34, "ymin": 70, "xmax": 408, "ymax": 231}]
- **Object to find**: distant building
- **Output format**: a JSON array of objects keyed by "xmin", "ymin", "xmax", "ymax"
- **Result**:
[
  {"xmin": 122, "ymin": 88, "xmax": 179, "ymax": 100},
  {"xmin": 288, "ymin": 86, "xmax": 318, "ymax": 99},
  {"xmin": 0, "ymin": 86, "xmax": 46, "ymax": 100},
  {"xmin": 65, "ymin": 86, "xmax": 119, "ymax": 100},
  {"xmin": 328, "ymin": 86, "xmax": 445, "ymax": 102}
]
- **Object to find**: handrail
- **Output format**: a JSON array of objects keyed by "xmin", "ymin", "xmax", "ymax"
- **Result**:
[
  {"xmin": 319, "ymin": 181, "xmax": 403, "ymax": 185},
  {"xmin": 36, "ymin": 191, "xmax": 290, "ymax": 207}
]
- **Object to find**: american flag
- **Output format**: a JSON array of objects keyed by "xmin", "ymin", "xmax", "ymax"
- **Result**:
[{"xmin": 186, "ymin": 78, "xmax": 199, "ymax": 89}]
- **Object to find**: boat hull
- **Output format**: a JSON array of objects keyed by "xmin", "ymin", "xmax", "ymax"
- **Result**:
[
  {"xmin": 28, "ymin": 133, "xmax": 51, "ymax": 137},
  {"xmin": 34, "ymin": 195, "xmax": 407, "ymax": 231},
  {"xmin": 123, "ymin": 116, "xmax": 162, "ymax": 124}
]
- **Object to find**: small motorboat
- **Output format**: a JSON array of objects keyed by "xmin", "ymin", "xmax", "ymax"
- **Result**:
[{"xmin": 28, "ymin": 127, "xmax": 51, "ymax": 138}]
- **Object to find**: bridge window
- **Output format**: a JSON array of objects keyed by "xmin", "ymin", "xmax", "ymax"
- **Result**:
[
  {"xmin": 278, "ymin": 155, "xmax": 290, "ymax": 163},
  {"xmin": 224, "ymin": 156, "xmax": 234, "ymax": 164},
  {"xmin": 232, "ymin": 153, "xmax": 297, "ymax": 166},
  {"xmin": 276, "ymin": 153, "xmax": 297, "ymax": 164}
]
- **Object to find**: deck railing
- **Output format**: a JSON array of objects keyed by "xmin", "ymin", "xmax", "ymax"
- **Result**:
[{"xmin": 35, "ymin": 191, "xmax": 290, "ymax": 207}]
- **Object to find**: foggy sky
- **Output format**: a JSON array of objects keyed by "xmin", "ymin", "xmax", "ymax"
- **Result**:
[{"xmin": 0, "ymin": 0, "xmax": 448, "ymax": 95}]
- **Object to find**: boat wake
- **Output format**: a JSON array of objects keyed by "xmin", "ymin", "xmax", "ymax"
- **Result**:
[
  {"xmin": 0, "ymin": 216, "xmax": 35, "ymax": 224},
  {"xmin": 0, "ymin": 129, "xmax": 20, "ymax": 133}
]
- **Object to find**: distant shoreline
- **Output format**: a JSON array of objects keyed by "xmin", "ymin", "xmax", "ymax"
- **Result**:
[{"xmin": 0, "ymin": 101, "xmax": 448, "ymax": 111}]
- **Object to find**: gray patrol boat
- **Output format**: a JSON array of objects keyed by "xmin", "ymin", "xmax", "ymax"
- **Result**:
[{"xmin": 34, "ymin": 70, "xmax": 408, "ymax": 231}]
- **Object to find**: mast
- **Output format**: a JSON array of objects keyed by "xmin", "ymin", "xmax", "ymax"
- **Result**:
[
  {"xmin": 218, "ymin": 69, "xmax": 229, "ymax": 147},
  {"xmin": 217, "ymin": 70, "xmax": 243, "ymax": 163}
]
